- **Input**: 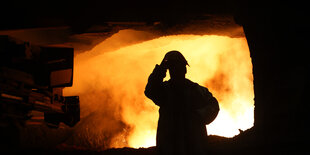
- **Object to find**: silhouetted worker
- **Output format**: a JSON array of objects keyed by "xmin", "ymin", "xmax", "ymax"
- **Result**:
[{"xmin": 145, "ymin": 51, "xmax": 219, "ymax": 155}]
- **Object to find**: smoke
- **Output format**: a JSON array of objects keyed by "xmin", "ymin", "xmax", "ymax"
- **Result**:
[
  {"xmin": 62, "ymin": 28, "xmax": 254, "ymax": 149},
  {"xmin": 62, "ymin": 29, "xmax": 159, "ymax": 150}
]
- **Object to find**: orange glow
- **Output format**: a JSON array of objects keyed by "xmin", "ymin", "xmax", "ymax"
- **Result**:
[{"xmin": 64, "ymin": 29, "xmax": 254, "ymax": 149}]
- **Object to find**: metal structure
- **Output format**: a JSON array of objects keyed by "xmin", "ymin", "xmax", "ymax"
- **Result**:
[{"xmin": 0, "ymin": 35, "xmax": 80, "ymax": 128}]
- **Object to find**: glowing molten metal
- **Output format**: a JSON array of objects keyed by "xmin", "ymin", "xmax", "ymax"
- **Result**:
[{"xmin": 64, "ymin": 30, "xmax": 254, "ymax": 149}]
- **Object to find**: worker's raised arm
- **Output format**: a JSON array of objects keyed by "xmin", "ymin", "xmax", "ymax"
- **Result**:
[{"xmin": 144, "ymin": 63, "xmax": 167, "ymax": 106}]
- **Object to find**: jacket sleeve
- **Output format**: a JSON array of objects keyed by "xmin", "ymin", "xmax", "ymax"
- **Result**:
[
  {"xmin": 194, "ymin": 85, "xmax": 220, "ymax": 125},
  {"xmin": 144, "ymin": 64, "xmax": 167, "ymax": 106}
]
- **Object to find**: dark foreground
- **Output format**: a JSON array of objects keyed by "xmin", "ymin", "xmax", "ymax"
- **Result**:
[{"xmin": 1, "ymin": 129, "xmax": 307, "ymax": 155}]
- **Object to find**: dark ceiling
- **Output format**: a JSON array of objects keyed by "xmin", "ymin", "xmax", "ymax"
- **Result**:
[
  {"xmin": 1, "ymin": 1, "xmax": 308, "ymax": 30},
  {"xmin": 0, "ymin": 0, "xmax": 308, "ymax": 53},
  {"xmin": 0, "ymin": 0, "xmax": 248, "ymax": 51},
  {"xmin": 0, "ymin": 0, "xmax": 236, "ymax": 31}
]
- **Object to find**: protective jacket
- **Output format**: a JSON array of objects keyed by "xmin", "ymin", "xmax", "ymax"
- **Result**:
[{"xmin": 145, "ymin": 65, "xmax": 219, "ymax": 155}]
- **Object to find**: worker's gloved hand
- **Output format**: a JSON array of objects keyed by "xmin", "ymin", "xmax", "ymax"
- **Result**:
[{"xmin": 160, "ymin": 54, "xmax": 169, "ymax": 70}]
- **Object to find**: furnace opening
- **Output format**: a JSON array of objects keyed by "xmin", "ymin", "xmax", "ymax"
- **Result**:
[{"xmin": 63, "ymin": 27, "xmax": 254, "ymax": 149}]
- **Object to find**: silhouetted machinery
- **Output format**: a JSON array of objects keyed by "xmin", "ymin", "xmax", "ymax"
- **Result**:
[{"xmin": 0, "ymin": 35, "xmax": 80, "ymax": 129}]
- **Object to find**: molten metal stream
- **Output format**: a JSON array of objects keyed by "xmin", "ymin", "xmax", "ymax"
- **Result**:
[{"xmin": 64, "ymin": 30, "xmax": 254, "ymax": 149}]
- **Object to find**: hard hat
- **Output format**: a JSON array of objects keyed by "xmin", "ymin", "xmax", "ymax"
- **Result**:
[{"xmin": 164, "ymin": 50, "xmax": 189, "ymax": 67}]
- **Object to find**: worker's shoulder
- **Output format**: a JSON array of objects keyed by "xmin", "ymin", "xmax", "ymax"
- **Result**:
[
  {"xmin": 184, "ymin": 78, "xmax": 201, "ymax": 87},
  {"xmin": 185, "ymin": 79, "xmax": 210, "ymax": 93}
]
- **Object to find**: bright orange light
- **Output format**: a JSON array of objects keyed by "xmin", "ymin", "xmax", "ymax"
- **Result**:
[{"xmin": 64, "ymin": 30, "xmax": 254, "ymax": 149}]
